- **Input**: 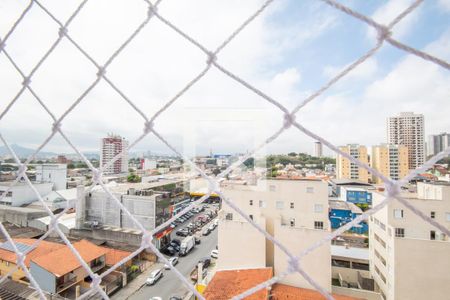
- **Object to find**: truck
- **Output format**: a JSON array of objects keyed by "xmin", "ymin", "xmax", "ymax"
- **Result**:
[{"xmin": 179, "ymin": 236, "xmax": 195, "ymax": 256}]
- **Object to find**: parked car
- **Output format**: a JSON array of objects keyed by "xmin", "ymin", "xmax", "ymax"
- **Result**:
[
  {"xmin": 170, "ymin": 223, "xmax": 177, "ymax": 228},
  {"xmin": 164, "ymin": 257, "xmax": 179, "ymax": 269},
  {"xmin": 150, "ymin": 297, "xmax": 162, "ymax": 300},
  {"xmin": 194, "ymin": 236, "xmax": 201, "ymax": 244},
  {"xmin": 146, "ymin": 269, "xmax": 163, "ymax": 285},
  {"xmin": 208, "ymin": 224, "xmax": 215, "ymax": 231},
  {"xmin": 199, "ymin": 257, "xmax": 211, "ymax": 268},
  {"xmin": 171, "ymin": 239, "xmax": 181, "ymax": 246},
  {"xmin": 176, "ymin": 229, "xmax": 189, "ymax": 237},
  {"xmin": 169, "ymin": 242, "xmax": 180, "ymax": 252},
  {"xmin": 169, "ymin": 297, "xmax": 182, "ymax": 300},
  {"xmin": 202, "ymin": 228, "xmax": 211, "ymax": 236},
  {"xmin": 211, "ymin": 249, "xmax": 219, "ymax": 259},
  {"xmin": 213, "ymin": 219, "xmax": 219, "ymax": 226}
]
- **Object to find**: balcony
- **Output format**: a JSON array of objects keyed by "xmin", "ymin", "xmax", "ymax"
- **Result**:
[
  {"xmin": 57, "ymin": 274, "xmax": 79, "ymax": 293},
  {"xmin": 90, "ymin": 260, "xmax": 105, "ymax": 273}
]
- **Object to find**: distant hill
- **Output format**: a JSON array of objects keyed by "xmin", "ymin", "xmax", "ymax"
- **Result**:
[{"xmin": 0, "ymin": 144, "xmax": 100, "ymax": 160}]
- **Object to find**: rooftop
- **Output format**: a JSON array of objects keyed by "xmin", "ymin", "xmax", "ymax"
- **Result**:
[
  {"xmin": 31, "ymin": 240, "xmax": 108, "ymax": 277},
  {"xmin": 0, "ymin": 238, "xmax": 64, "ymax": 267},
  {"xmin": 203, "ymin": 268, "xmax": 273, "ymax": 300},
  {"xmin": 331, "ymin": 245, "xmax": 369, "ymax": 261},
  {"xmin": 329, "ymin": 200, "xmax": 363, "ymax": 214},
  {"xmin": 271, "ymin": 283, "xmax": 360, "ymax": 299},
  {"xmin": 102, "ymin": 247, "xmax": 132, "ymax": 266}
]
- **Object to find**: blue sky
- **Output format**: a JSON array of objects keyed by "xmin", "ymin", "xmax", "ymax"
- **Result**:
[{"xmin": 0, "ymin": 0, "xmax": 449, "ymax": 157}]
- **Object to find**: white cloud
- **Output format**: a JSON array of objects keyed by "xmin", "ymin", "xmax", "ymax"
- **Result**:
[
  {"xmin": 438, "ymin": 0, "xmax": 450, "ymax": 12},
  {"xmin": 322, "ymin": 58, "xmax": 378, "ymax": 81}
]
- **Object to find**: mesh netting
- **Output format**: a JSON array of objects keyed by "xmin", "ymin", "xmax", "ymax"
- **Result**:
[{"xmin": 0, "ymin": 0, "xmax": 449, "ymax": 299}]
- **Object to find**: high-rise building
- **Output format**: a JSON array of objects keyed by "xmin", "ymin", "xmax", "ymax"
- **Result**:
[
  {"xmin": 427, "ymin": 132, "xmax": 450, "ymax": 157},
  {"xmin": 369, "ymin": 182, "xmax": 450, "ymax": 300},
  {"xmin": 371, "ymin": 144, "xmax": 409, "ymax": 184},
  {"xmin": 387, "ymin": 112, "xmax": 425, "ymax": 170},
  {"xmin": 336, "ymin": 144, "xmax": 370, "ymax": 183},
  {"xmin": 100, "ymin": 134, "xmax": 128, "ymax": 175},
  {"xmin": 314, "ymin": 141, "xmax": 323, "ymax": 157}
]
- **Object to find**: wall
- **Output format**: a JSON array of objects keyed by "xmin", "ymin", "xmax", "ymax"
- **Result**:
[
  {"xmin": 274, "ymin": 222, "xmax": 331, "ymax": 292},
  {"xmin": 0, "ymin": 206, "xmax": 48, "ymax": 226},
  {"xmin": 217, "ymin": 215, "xmax": 266, "ymax": 270},
  {"xmin": 30, "ymin": 261, "xmax": 56, "ymax": 293},
  {"xmin": 35, "ymin": 164, "xmax": 67, "ymax": 191},
  {"xmin": 70, "ymin": 228, "xmax": 143, "ymax": 247},
  {"xmin": 0, "ymin": 183, "xmax": 53, "ymax": 206},
  {"xmin": 332, "ymin": 286, "xmax": 382, "ymax": 300}
]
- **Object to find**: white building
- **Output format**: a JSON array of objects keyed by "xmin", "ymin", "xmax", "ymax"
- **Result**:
[
  {"xmin": 35, "ymin": 164, "xmax": 67, "ymax": 190},
  {"xmin": 101, "ymin": 134, "xmax": 129, "ymax": 175},
  {"xmin": 0, "ymin": 182, "xmax": 53, "ymax": 207},
  {"xmin": 140, "ymin": 158, "xmax": 157, "ymax": 170},
  {"xmin": 219, "ymin": 179, "xmax": 331, "ymax": 292},
  {"xmin": 369, "ymin": 182, "xmax": 450, "ymax": 300},
  {"xmin": 427, "ymin": 132, "xmax": 450, "ymax": 156},
  {"xmin": 315, "ymin": 141, "xmax": 323, "ymax": 158},
  {"xmin": 387, "ymin": 112, "xmax": 425, "ymax": 170}
]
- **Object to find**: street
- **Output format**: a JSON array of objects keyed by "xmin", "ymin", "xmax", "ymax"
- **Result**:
[{"xmin": 129, "ymin": 220, "xmax": 218, "ymax": 300}]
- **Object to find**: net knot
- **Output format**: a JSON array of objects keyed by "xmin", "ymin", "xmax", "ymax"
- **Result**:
[
  {"xmin": 52, "ymin": 122, "xmax": 61, "ymax": 133},
  {"xmin": 16, "ymin": 252, "xmax": 26, "ymax": 267},
  {"xmin": 376, "ymin": 25, "xmax": 391, "ymax": 43},
  {"xmin": 283, "ymin": 113, "xmax": 296, "ymax": 129},
  {"xmin": 58, "ymin": 27, "xmax": 68, "ymax": 38},
  {"xmin": 206, "ymin": 51, "xmax": 217, "ymax": 65},
  {"xmin": 22, "ymin": 76, "xmax": 31, "ymax": 87},
  {"xmin": 147, "ymin": 4, "xmax": 158, "ymax": 18},
  {"xmin": 49, "ymin": 217, "xmax": 59, "ymax": 230},
  {"xmin": 96, "ymin": 66, "xmax": 106, "ymax": 78},
  {"xmin": 286, "ymin": 256, "xmax": 299, "ymax": 274},
  {"xmin": 91, "ymin": 274, "xmax": 101, "ymax": 288},
  {"xmin": 92, "ymin": 169, "xmax": 102, "ymax": 183},
  {"xmin": 17, "ymin": 164, "xmax": 27, "ymax": 178},
  {"xmin": 141, "ymin": 231, "xmax": 153, "ymax": 248},
  {"xmin": 385, "ymin": 180, "xmax": 400, "ymax": 199},
  {"xmin": 144, "ymin": 121, "xmax": 154, "ymax": 134}
]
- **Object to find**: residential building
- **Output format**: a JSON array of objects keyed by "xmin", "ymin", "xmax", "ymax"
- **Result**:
[
  {"xmin": 0, "ymin": 182, "xmax": 53, "ymax": 206},
  {"xmin": 336, "ymin": 145, "xmax": 370, "ymax": 183},
  {"xmin": 314, "ymin": 141, "xmax": 323, "ymax": 158},
  {"xmin": 330, "ymin": 179, "xmax": 374, "ymax": 206},
  {"xmin": 371, "ymin": 144, "xmax": 409, "ymax": 184},
  {"xmin": 57, "ymin": 155, "xmax": 68, "ymax": 164},
  {"xmin": 368, "ymin": 181, "xmax": 450, "ymax": 300},
  {"xmin": 140, "ymin": 158, "xmax": 157, "ymax": 170},
  {"xmin": 101, "ymin": 134, "xmax": 129, "ymax": 175},
  {"xmin": 219, "ymin": 179, "xmax": 331, "ymax": 292},
  {"xmin": 35, "ymin": 164, "xmax": 67, "ymax": 191},
  {"xmin": 427, "ymin": 132, "xmax": 450, "ymax": 156},
  {"xmin": 387, "ymin": 112, "xmax": 425, "ymax": 170},
  {"xmin": 329, "ymin": 200, "xmax": 367, "ymax": 234}
]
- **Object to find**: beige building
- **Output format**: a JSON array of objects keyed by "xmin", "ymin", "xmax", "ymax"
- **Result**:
[
  {"xmin": 336, "ymin": 144, "xmax": 370, "ymax": 183},
  {"xmin": 369, "ymin": 182, "xmax": 450, "ymax": 300},
  {"xmin": 219, "ymin": 179, "xmax": 331, "ymax": 292},
  {"xmin": 371, "ymin": 144, "xmax": 409, "ymax": 184},
  {"xmin": 387, "ymin": 112, "xmax": 425, "ymax": 170}
]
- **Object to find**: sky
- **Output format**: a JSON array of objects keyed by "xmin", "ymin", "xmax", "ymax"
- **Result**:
[{"xmin": 0, "ymin": 0, "xmax": 449, "ymax": 158}]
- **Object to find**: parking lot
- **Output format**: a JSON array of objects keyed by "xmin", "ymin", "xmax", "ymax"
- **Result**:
[{"xmin": 129, "ymin": 203, "xmax": 219, "ymax": 300}]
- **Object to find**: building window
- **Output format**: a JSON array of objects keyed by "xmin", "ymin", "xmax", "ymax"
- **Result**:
[
  {"xmin": 314, "ymin": 204, "xmax": 323, "ymax": 213},
  {"xmin": 393, "ymin": 209, "xmax": 403, "ymax": 219},
  {"xmin": 290, "ymin": 218, "xmax": 295, "ymax": 227},
  {"xmin": 269, "ymin": 185, "xmax": 276, "ymax": 192},
  {"xmin": 430, "ymin": 211, "xmax": 435, "ymax": 219},
  {"xmin": 352, "ymin": 262, "xmax": 369, "ymax": 271},
  {"xmin": 249, "ymin": 215, "xmax": 253, "ymax": 221},
  {"xmin": 276, "ymin": 201, "xmax": 284, "ymax": 209},
  {"xmin": 306, "ymin": 187, "xmax": 314, "ymax": 193},
  {"xmin": 332, "ymin": 259, "xmax": 350, "ymax": 268},
  {"xmin": 395, "ymin": 228, "xmax": 405, "ymax": 238},
  {"xmin": 259, "ymin": 200, "xmax": 265, "ymax": 208},
  {"xmin": 225, "ymin": 213, "xmax": 233, "ymax": 221},
  {"xmin": 249, "ymin": 200, "xmax": 253, "ymax": 206},
  {"xmin": 314, "ymin": 221, "xmax": 324, "ymax": 230},
  {"xmin": 430, "ymin": 230, "xmax": 436, "ymax": 240},
  {"xmin": 290, "ymin": 202, "xmax": 294, "ymax": 209}
]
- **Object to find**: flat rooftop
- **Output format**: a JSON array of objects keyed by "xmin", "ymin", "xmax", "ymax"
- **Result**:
[{"xmin": 331, "ymin": 245, "xmax": 369, "ymax": 261}]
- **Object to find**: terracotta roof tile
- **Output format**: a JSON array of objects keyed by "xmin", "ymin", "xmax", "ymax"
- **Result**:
[
  {"xmin": 204, "ymin": 268, "xmax": 273, "ymax": 300},
  {"xmin": 0, "ymin": 238, "xmax": 64, "ymax": 267},
  {"xmin": 271, "ymin": 284, "xmax": 361, "ymax": 300},
  {"xmin": 101, "ymin": 247, "xmax": 132, "ymax": 266},
  {"xmin": 31, "ymin": 240, "xmax": 108, "ymax": 277}
]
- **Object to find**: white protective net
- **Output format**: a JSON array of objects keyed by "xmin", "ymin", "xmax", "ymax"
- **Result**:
[{"xmin": 0, "ymin": 0, "xmax": 449, "ymax": 299}]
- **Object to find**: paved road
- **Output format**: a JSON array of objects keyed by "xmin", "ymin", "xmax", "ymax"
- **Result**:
[{"xmin": 130, "ymin": 223, "xmax": 218, "ymax": 300}]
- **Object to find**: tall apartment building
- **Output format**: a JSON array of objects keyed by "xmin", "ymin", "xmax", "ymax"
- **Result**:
[
  {"xmin": 101, "ymin": 134, "xmax": 128, "ymax": 175},
  {"xmin": 336, "ymin": 144, "xmax": 370, "ymax": 183},
  {"xmin": 387, "ymin": 112, "xmax": 425, "ymax": 170},
  {"xmin": 314, "ymin": 141, "xmax": 323, "ymax": 157},
  {"xmin": 219, "ymin": 179, "xmax": 331, "ymax": 292},
  {"xmin": 371, "ymin": 144, "xmax": 409, "ymax": 184},
  {"xmin": 427, "ymin": 132, "xmax": 450, "ymax": 156},
  {"xmin": 369, "ymin": 182, "xmax": 450, "ymax": 300}
]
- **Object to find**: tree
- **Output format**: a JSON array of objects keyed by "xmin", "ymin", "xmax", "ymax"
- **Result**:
[
  {"xmin": 127, "ymin": 173, "xmax": 141, "ymax": 183},
  {"xmin": 288, "ymin": 152, "xmax": 297, "ymax": 157},
  {"xmin": 67, "ymin": 163, "xmax": 75, "ymax": 169},
  {"xmin": 212, "ymin": 168, "xmax": 221, "ymax": 176}
]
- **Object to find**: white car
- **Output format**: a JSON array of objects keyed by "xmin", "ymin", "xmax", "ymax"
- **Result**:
[
  {"xmin": 208, "ymin": 224, "xmax": 215, "ymax": 231},
  {"xmin": 211, "ymin": 249, "xmax": 219, "ymax": 259},
  {"xmin": 164, "ymin": 257, "xmax": 179, "ymax": 269},
  {"xmin": 149, "ymin": 297, "xmax": 162, "ymax": 300},
  {"xmin": 213, "ymin": 219, "xmax": 219, "ymax": 226},
  {"xmin": 146, "ymin": 269, "xmax": 163, "ymax": 285}
]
